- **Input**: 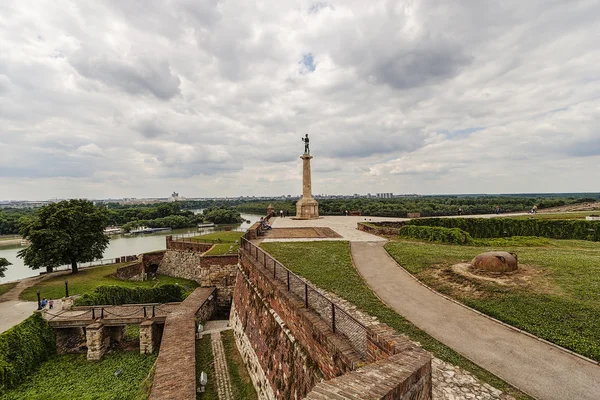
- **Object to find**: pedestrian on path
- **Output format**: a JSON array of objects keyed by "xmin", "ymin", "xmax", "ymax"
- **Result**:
[
  {"xmin": 49, "ymin": 298, "xmax": 54, "ymax": 309},
  {"xmin": 280, "ymin": 209, "xmax": 284, "ymax": 218}
]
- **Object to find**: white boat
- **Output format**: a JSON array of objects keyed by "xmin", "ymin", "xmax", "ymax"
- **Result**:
[
  {"xmin": 104, "ymin": 226, "xmax": 123, "ymax": 235},
  {"xmin": 197, "ymin": 223, "xmax": 216, "ymax": 228}
]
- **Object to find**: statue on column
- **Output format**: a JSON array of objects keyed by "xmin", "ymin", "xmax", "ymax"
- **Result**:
[{"xmin": 301, "ymin": 134, "xmax": 310, "ymax": 154}]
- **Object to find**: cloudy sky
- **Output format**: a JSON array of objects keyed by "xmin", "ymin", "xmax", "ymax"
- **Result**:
[{"xmin": 0, "ymin": 1, "xmax": 598, "ymax": 200}]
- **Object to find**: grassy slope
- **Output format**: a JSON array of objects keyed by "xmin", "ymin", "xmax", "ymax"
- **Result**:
[
  {"xmin": 221, "ymin": 330, "xmax": 258, "ymax": 400},
  {"xmin": 192, "ymin": 231, "xmax": 244, "ymax": 243},
  {"xmin": 20, "ymin": 263, "xmax": 198, "ymax": 301},
  {"xmin": 506, "ymin": 212, "xmax": 598, "ymax": 220},
  {"xmin": 260, "ymin": 241, "xmax": 530, "ymax": 400},
  {"xmin": 196, "ymin": 335, "xmax": 218, "ymax": 400},
  {"xmin": 0, "ymin": 282, "xmax": 18, "ymax": 297},
  {"xmin": 204, "ymin": 243, "xmax": 240, "ymax": 256},
  {"xmin": 385, "ymin": 238, "xmax": 600, "ymax": 361},
  {"xmin": 2, "ymin": 352, "xmax": 157, "ymax": 400}
]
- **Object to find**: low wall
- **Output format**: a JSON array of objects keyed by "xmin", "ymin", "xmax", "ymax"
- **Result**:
[
  {"xmin": 357, "ymin": 221, "xmax": 405, "ymax": 236},
  {"xmin": 159, "ymin": 251, "xmax": 238, "ymax": 311},
  {"xmin": 114, "ymin": 262, "xmax": 144, "ymax": 280},
  {"xmin": 165, "ymin": 236, "xmax": 213, "ymax": 252},
  {"xmin": 150, "ymin": 287, "xmax": 217, "ymax": 400}
]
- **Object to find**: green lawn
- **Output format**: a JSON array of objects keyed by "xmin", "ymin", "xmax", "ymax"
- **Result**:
[
  {"xmin": 222, "ymin": 330, "xmax": 258, "ymax": 400},
  {"xmin": 506, "ymin": 211, "xmax": 598, "ymax": 220},
  {"xmin": 260, "ymin": 241, "xmax": 531, "ymax": 400},
  {"xmin": 191, "ymin": 231, "xmax": 244, "ymax": 243},
  {"xmin": 196, "ymin": 335, "xmax": 217, "ymax": 400},
  {"xmin": 20, "ymin": 263, "xmax": 198, "ymax": 302},
  {"xmin": 1, "ymin": 352, "xmax": 157, "ymax": 400},
  {"xmin": 0, "ymin": 282, "xmax": 18, "ymax": 297},
  {"xmin": 204, "ymin": 243, "xmax": 240, "ymax": 256},
  {"xmin": 385, "ymin": 238, "xmax": 600, "ymax": 361}
]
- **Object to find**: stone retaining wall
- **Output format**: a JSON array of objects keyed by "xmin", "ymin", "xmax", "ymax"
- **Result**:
[
  {"xmin": 357, "ymin": 221, "xmax": 404, "ymax": 236},
  {"xmin": 150, "ymin": 287, "xmax": 217, "ymax": 400},
  {"xmin": 165, "ymin": 236, "xmax": 213, "ymax": 252},
  {"xmin": 158, "ymin": 251, "xmax": 237, "ymax": 311}
]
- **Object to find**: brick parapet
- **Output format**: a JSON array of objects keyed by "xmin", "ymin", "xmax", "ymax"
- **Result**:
[
  {"xmin": 150, "ymin": 287, "xmax": 217, "ymax": 400},
  {"xmin": 232, "ymin": 265, "xmax": 323, "ymax": 399},
  {"xmin": 240, "ymin": 250, "xmax": 359, "ymax": 377},
  {"xmin": 166, "ymin": 235, "xmax": 214, "ymax": 252}
]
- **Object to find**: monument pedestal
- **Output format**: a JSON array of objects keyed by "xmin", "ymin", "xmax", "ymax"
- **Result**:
[{"xmin": 295, "ymin": 153, "xmax": 319, "ymax": 220}]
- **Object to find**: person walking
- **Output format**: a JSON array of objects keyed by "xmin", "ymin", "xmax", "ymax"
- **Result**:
[
  {"xmin": 49, "ymin": 298, "xmax": 54, "ymax": 309},
  {"xmin": 280, "ymin": 209, "xmax": 284, "ymax": 218}
]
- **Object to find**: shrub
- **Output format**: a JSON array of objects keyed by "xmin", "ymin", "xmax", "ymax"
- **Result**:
[
  {"xmin": 74, "ymin": 284, "xmax": 186, "ymax": 306},
  {"xmin": 0, "ymin": 313, "xmax": 56, "ymax": 392},
  {"xmin": 406, "ymin": 218, "xmax": 600, "ymax": 241},
  {"xmin": 399, "ymin": 225, "xmax": 472, "ymax": 245}
]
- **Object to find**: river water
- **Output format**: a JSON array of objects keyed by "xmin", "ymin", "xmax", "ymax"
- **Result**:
[{"xmin": 0, "ymin": 213, "xmax": 262, "ymax": 284}]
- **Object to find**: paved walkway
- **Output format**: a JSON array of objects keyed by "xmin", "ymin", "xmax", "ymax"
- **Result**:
[
  {"xmin": 212, "ymin": 331, "xmax": 234, "ymax": 400},
  {"xmin": 0, "ymin": 300, "xmax": 38, "ymax": 333},
  {"xmin": 350, "ymin": 241, "xmax": 600, "ymax": 400}
]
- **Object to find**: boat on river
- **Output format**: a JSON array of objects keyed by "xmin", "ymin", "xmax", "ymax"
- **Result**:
[{"xmin": 128, "ymin": 226, "xmax": 172, "ymax": 235}]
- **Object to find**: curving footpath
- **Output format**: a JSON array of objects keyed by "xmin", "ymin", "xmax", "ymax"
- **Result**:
[{"xmin": 350, "ymin": 241, "xmax": 600, "ymax": 400}]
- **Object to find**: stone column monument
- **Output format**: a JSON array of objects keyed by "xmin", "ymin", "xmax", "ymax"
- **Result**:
[{"xmin": 295, "ymin": 134, "xmax": 319, "ymax": 219}]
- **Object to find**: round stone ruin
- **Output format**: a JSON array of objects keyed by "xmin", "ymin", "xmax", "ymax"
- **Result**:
[{"xmin": 471, "ymin": 251, "xmax": 518, "ymax": 273}]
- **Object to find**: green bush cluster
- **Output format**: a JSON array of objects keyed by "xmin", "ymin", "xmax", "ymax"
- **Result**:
[
  {"xmin": 0, "ymin": 313, "xmax": 56, "ymax": 392},
  {"xmin": 406, "ymin": 218, "xmax": 600, "ymax": 241},
  {"xmin": 74, "ymin": 284, "xmax": 186, "ymax": 306},
  {"xmin": 399, "ymin": 225, "xmax": 472, "ymax": 245}
]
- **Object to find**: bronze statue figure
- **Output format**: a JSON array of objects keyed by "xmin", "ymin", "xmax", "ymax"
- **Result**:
[{"xmin": 302, "ymin": 134, "xmax": 310, "ymax": 154}]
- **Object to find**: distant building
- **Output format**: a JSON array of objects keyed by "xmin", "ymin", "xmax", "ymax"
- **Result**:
[
  {"xmin": 168, "ymin": 192, "xmax": 181, "ymax": 202},
  {"xmin": 376, "ymin": 193, "xmax": 394, "ymax": 199}
]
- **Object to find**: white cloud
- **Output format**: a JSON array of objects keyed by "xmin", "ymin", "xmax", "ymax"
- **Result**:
[{"xmin": 0, "ymin": 0, "xmax": 598, "ymax": 199}]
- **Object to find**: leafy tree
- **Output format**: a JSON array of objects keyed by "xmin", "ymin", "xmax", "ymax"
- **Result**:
[
  {"xmin": 201, "ymin": 206, "xmax": 243, "ymax": 224},
  {"xmin": 0, "ymin": 257, "xmax": 10, "ymax": 278},
  {"xmin": 17, "ymin": 200, "xmax": 110, "ymax": 274}
]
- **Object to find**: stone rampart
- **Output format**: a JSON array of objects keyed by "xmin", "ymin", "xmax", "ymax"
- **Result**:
[
  {"xmin": 158, "ymin": 250, "xmax": 237, "ymax": 311},
  {"xmin": 114, "ymin": 262, "xmax": 144, "ymax": 280},
  {"xmin": 235, "ymin": 245, "xmax": 432, "ymax": 400},
  {"xmin": 357, "ymin": 221, "xmax": 405, "ymax": 236},
  {"xmin": 150, "ymin": 287, "xmax": 217, "ymax": 400}
]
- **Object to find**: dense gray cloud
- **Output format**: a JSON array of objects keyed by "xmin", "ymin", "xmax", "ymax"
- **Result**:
[{"xmin": 0, "ymin": 0, "xmax": 598, "ymax": 200}]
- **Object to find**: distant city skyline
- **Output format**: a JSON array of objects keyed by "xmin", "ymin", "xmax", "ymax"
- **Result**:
[{"xmin": 1, "ymin": 1, "xmax": 599, "ymax": 200}]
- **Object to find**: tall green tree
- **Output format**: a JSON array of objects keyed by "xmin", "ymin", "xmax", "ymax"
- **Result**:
[
  {"xmin": 17, "ymin": 200, "xmax": 109, "ymax": 274},
  {"xmin": 0, "ymin": 257, "xmax": 10, "ymax": 278}
]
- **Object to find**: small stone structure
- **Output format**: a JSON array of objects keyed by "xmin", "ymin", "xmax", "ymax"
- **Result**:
[
  {"xmin": 295, "ymin": 153, "xmax": 319, "ymax": 219},
  {"xmin": 472, "ymin": 252, "xmax": 518, "ymax": 273}
]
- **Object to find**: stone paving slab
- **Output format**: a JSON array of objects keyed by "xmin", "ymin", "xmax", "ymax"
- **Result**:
[
  {"xmin": 212, "ymin": 331, "xmax": 234, "ymax": 400},
  {"xmin": 267, "ymin": 216, "xmax": 401, "ymax": 242}
]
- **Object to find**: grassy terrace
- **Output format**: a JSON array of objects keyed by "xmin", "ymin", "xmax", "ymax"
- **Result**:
[
  {"xmin": 2, "ymin": 352, "xmax": 157, "ymax": 400},
  {"xmin": 385, "ymin": 238, "xmax": 600, "ymax": 362},
  {"xmin": 505, "ymin": 211, "xmax": 598, "ymax": 220},
  {"xmin": 260, "ymin": 241, "xmax": 531, "ymax": 400},
  {"xmin": 20, "ymin": 263, "xmax": 198, "ymax": 302},
  {"xmin": 191, "ymin": 231, "xmax": 244, "ymax": 243}
]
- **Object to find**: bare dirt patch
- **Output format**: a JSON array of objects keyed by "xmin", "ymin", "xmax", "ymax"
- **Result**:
[
  {"xmin": 538, "ymin": 201, "xmax": 600, "ymax": 213},
  {"xmin": 265, "ymin": 227, "xmax": 342, "ymax": 239},
  {"xmin": 419, "ymin": 262, "xmax": 562, "ymax": 299}
]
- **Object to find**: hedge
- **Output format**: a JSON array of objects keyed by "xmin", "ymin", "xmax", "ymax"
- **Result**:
[
  {"xmin": 0, "ymin": 313, "xmax": 56, "ymax": 392},
  {"xmin": 399, "ymin": 225, "xmax": 472, "ymax": 245},
  {"xmin": 406, "ymin": 218, "xmax": 600, "ymax": 241},
  {"xmin": 74, "ymin": 284, "xmax": 186, "ymax": 306}
]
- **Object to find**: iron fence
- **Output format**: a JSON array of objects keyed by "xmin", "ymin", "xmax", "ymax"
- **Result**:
[{"xmin": 240, "ymin": 237, "xmax": 368, "ymax": 359}]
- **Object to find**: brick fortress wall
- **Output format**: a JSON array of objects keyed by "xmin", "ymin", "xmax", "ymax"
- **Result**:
[{"xmin": 233, "ymin": 244, "xmax": 432, "ymax": 400}]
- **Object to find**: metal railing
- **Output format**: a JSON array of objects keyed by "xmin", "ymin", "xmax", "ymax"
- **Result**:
[
  {"xmin": 171, "ymin": 228, "xmax": 246, "ymax": 243},
  {"xmin": 240, "ymin": 237, "xmax": 368, "ymax": 359}
]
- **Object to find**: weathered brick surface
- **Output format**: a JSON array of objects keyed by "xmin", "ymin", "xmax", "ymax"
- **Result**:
[
  {"xmin": 86, "ymin": 323, "xmax": 109, "ymax": 361},
  {"xmin": 115, "ymin": 262, "xmax": 144, "ymax": 280},
  {"xmin": 159, "ymin": 250, "xmax": 237, "ymax": 310},
  {"xmin": 231, "ymin": 267, "xmax": 322, "ymax": 399},
  {"xmin": 231, "ymin": 250, "xmax": 366, "ymax": 399},
  {"xmin": 55, "ymin": 327, "xmax": 86, "ymax": 354},
  {"xmin": 150, "ymin": 287, "xmax": 217, "ymax": 400},
  {"xmin": 306, "ymin": 349, "xmax": 431, "ymax": 400},
  {"xmin": 139, "ymin": 320, "xmax": 161, "ymax": 354}
]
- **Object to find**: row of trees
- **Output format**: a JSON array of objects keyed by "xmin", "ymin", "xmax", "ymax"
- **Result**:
[{"xmin": 235, "ymin": 195, "xmax": 598, "ymax": 218}]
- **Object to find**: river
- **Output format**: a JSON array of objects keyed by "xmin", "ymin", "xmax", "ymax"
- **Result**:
[{"xmin": 0, "ymin": 213, "xmax": 262, "ymax": 284}]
